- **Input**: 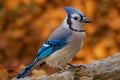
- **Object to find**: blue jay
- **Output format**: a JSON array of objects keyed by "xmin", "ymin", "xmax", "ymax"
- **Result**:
[{"xmin": 17, "ymin": 7, "xmax": 91, "ymax": 79}]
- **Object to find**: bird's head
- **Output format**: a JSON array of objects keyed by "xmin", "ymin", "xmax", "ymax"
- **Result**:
[{"xmin": 62, "ymin": 7, "xmax": 92, "ymax": 32}]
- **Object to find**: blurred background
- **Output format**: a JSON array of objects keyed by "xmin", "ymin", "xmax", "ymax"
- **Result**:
[{"xmin": 0, "ymin": 0, "xmax": 120, "ymax": 79}]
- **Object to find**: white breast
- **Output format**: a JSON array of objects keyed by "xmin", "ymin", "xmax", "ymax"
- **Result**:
[{"xmin": 46, "ymin": 32, "xmax": 86, "ymax": 67}]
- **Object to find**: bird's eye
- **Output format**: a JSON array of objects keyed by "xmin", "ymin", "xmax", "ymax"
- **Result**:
[{"xmin": 74, "ymin": 17, "xmax": 78, "ymax": 20}]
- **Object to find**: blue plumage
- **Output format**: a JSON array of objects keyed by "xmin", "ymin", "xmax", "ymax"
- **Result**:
[
  {"xmin": 64, "ymin": 7, "xmax": 85, "ymax": 17},
  {"xmin": 17, "ymin": 63, "xmax": 34, "ymax": 78},
  {"xmin": 48, "ymin": 26, "xmax": 73, "ymax": 40},
  {"xmin": 37, "ymin": 39, "xmax": 68, "ymax": 59}
]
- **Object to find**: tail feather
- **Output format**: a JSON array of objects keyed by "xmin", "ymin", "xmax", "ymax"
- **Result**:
[{"xmin": 17, "ymin": 63, "xmax": 36, "ymax": 79}]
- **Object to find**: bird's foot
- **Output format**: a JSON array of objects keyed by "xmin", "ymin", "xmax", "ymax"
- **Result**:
[
  {"xmin": 66, "ymin": 63, "xmax": 75, "ymax": 67},
  {"xmin": 66, "ymin": 63, "xmax": 86, "ymax": 69}
]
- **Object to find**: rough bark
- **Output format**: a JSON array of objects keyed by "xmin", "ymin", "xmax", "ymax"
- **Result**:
[{"xmin": 12, "ymin": 53, "xmax": 120, "ymax": 80}]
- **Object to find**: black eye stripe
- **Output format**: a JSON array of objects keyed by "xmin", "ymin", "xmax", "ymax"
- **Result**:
[
  {"xmin": 79, "ymin": 15, "xmax": 83, "ymax": 21},
  {"xmin": 67, "ymin": 15, "xmax": 72, "ymax": 26}
]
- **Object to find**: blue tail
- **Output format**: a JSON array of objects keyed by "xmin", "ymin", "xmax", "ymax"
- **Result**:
[{"xmin": 17, "ymin": 63, "xmax": 36, "ymax": 79}]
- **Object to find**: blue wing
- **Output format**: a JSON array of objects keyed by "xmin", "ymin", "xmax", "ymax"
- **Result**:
[
  {"xmin": 34, "ymin": 27, "xmax": 73, "ymax": 63},
  {"xmin": 36, "ymin": 39, "xmax": 68, "ymax": 60}
]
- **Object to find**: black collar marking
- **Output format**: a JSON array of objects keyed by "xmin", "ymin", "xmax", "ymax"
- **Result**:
[{"xmin": 67, "ymin": 15, "xmax": 85, "ymax": 32}]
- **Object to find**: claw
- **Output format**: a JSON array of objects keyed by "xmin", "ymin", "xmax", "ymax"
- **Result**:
[
  {"xmin": 67, "ymin": 63, "xmax": 86, "ymax": 69},
  {"xmin": 78, "ymin": 65, "xmax": 86, "ymax": 69},
  {"xmin": 67, "ymin": 63, "xmax": 75, "ymax": 67}
]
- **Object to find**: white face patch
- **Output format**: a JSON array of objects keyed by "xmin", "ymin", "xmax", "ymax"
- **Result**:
[
  {"xmin": 62, "ymin": 14, "xmax": 84, "ymax": 32},
  {"xmin": 43, "ymin": 43, "xmax": 49, "ymax": 47},
  {"xmin": 70, "ymin": 14, "xmax": 84, "ymax": 31}
]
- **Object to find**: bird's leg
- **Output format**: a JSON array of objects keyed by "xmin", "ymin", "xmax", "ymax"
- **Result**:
[
  {"xmin": 66, "ymin": 63, "xmax": 86, "ymax": 69},
  {"xmin": 57, "ymin": 65, "xmax": 65, "ymax": 70},
  {"xmin": 39, "ymin": 62, "xmax": 46, "ymax": 67}
]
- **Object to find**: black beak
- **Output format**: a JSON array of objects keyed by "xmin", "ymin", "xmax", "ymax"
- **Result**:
[{"xmin": 82, "ymin": 17, "xmax": 92, "ymax": 23}]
